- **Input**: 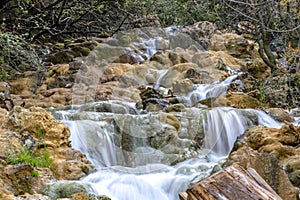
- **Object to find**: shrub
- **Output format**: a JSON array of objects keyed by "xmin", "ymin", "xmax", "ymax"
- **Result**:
[{"xmin": 0, "ymin": 31, "xmax": 42, "ymax": 80}]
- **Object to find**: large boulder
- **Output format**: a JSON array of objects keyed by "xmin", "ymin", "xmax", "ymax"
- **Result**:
[
  {"xmin": 181, "ymin": 21, "xmax": 216, "ymax": 50},
  {"xmin": 210, "ymin": 33, "xmax": 254, "ymax": 59}
]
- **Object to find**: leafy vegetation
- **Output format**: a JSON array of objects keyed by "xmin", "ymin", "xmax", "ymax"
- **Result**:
[
  {"xmin": 6, "ymin": 125, "xmax": 55, "ymax": 171},
  {"xmin": 6, "ymin": 146, "xmax": 53, "ymax": 169},
  {"xmin": 0, "ymin": 0, "xmax": 299, "ymax": 75},
  {"xmin": 0, "ymin": 31, "xmax": 42, "ymax": 80}
]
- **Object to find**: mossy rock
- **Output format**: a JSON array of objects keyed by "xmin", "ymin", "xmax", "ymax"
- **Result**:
[
  {"xmin": 47, "ymin": 50, "xmax": 74, "ymax": 64},
  {"xmin": 71, "ymin": 46, "xmax": 91, "ymax": 57},
  {"xmin": 52, "ymin": 43, "xmax": 65, "ymax": 51},
  {"xmin": 164, "ymin": 103, "xmax": 185, "ymax": 113},
  {"xmin": 226, "ymin": 93, "xmax": 266, "ymax": 109},
  {"xmin": 41, "ymin": 181, "xmax": 92, "ymax": 200}
]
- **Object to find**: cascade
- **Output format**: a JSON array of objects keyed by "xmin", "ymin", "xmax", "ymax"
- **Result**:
[
  {"xmin": 52, "ymin": 95, "xmax": 283, "ymax": 200},
  {"xmin": 49, "ymin": 27, "xmax": 289, "ymax": 200}
]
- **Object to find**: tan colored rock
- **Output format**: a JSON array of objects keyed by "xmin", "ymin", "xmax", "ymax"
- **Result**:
[
  {"xmin": 266, "ymin": 108, "xmax": 294, "ymax": 123},
  {"xmin": 172, "ymin": 79, "xmax": 194, "ymax": 96},
  {"xmin": 151, "ymin": 50, "xmax": 190, "ymax": 67},
  {"xmin": 159, "ymin": 63, "xmax": 199, "ymax": 88},
  {"xmin": 226, "ymin": 93, "xmax": 265, "ymax": 109},
  {"xmin": 245, "ymin": 125, "xmax": 300, "ymax": 150},
  {"xmin": 9, "ymin": 76, "xmax": 35, "ymax": 96},
  {"xmin": 247, "ymin": 58, "xmax": 271, "ymax": 79},
  {"xmin": 162, "ymin": 113, "xmax": 181, "ymax": 131},
  {"xmin": 0, "ymin": 106, "xmax": 95, "ymax": 197},
  {"xmin": 226, "ymin": 124, "xmax": 300, "ymax": 200},
  {"xmin": 211, "ymin": 33, "xmax": 254, "ymax": 59}
]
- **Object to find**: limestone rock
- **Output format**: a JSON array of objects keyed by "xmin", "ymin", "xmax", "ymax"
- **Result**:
[
  {"xmin": 211, "ymin": 33, "xmax": 254, "ymax": 59},
  {"xmin": 266, "ymin": 108, "xmax": 294, "ymax": 123},
  {"xmin": 226, "ymin": 124, "xmax": 300, "ymax": 200},
  {"xmin": 172, "ymin": 79, "xmax": 194, "ymax": 96},
  {"xmin": 0, "ymin": 106, "xmax": 94, "ymax": 197},
  {"xmin": 247, "ymin": 58, "xmax": 271, "ymax": 79},
  {"xmin": 181, "ymin": 21, "xmax": 216, "ymax": 50},
  {"xmin": 226, "ymin": 93, "xmax": 265, "ymax": 109}
]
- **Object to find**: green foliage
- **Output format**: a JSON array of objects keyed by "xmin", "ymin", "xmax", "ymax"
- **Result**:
[
  {"xmin": 6, "ymin": 146, "xmax": 54, "ymax": 169},
  {"xmin": 32, "ymin": 169, "xmax": 40, "ymax": 177},
  {"xmin": 6, "ymin": 125, "xmax": 55, "ymax": 171},
  {"xmin": 0, "ymin": 31, "xmax": 41, "ymax": 78},
  {"xmin": 258, "ymin": 83, "xmax": 266, "ymax": 103},
  {"xmin": 124, "ymin": 0, "xmax": 218, "ymax": 26},
  {"xmin": 0, "ymin": 68, "xmax": 9, "ymax": 81}
]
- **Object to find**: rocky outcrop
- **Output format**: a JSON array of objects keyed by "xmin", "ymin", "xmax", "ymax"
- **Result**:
[
  {"xmin": 0, "ymin": 82, "xmax": 14, "ymax": 111},
  {"xmin": 226, "ymin": 124, "xmax": 300, "ymax": 200},
  {"xmin": 0, "ymin": 106, "xmax": 94, "ymax": 198},
  {"xmin": 181, "ymin": 21, "xmax": 216, "ymax": 50}
]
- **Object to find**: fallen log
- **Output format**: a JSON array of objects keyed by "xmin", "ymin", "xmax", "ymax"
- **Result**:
[{"xmin": 179, "ymin": 163, "xmax": 282, "ymax": 200}]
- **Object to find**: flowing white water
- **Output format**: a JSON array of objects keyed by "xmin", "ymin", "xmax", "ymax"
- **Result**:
[
  {"xmin": 48, "ymin": 27, "xmax": 288, "ymax": 199},
  {"xmin": 188, "ymin": 74, "xmax": 239, "ymax": 106},
  {"xmin": 52, "ymin": 98, "xmax": 283, "ymax": 200}
]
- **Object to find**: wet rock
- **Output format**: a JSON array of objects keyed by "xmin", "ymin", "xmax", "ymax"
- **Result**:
[
  {"xmin": 184, "ymin": 68, "xmax": 213, "ymax": 84},
  {"xmin": 159, "ymin": 63, "xmax": 198, "ymax": 88},
  {"xmin": 172, "ymin": 79, "xmax": 193, "ymax": 96},
  {"xmin": 41, "ymin": 182, "xmax": 93, "ymax": 200},
  {"xmin": 138, "ymin": 87, "xmax": 168, "ymax": 111},
  {"xmin": 266, "ymin": 108, "xmax": 294, "ymax": 123}
]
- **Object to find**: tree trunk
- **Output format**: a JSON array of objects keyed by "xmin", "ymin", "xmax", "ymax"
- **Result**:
[{"xmin": 179, "ymin": 163, "xmax": 282, "ymax": 200}]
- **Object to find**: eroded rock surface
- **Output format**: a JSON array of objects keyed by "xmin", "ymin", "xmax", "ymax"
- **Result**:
[{"xmin": 0, "ymin": 106, "xmax": 94, "ymax": 198}]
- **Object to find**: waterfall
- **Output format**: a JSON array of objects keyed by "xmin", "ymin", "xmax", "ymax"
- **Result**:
[
  {"xmin": 203, "ymin": 108, "xmax": 282, "ymax": 156},
  {"xmin": 51, "ymin": 99, "xmax": 284, "ymax": 200},
  {"xmin": 47, "ymin": 27, "xmax": 289, "ymax": 200},
  {"xmin": 188, "ymin": 74, "xmax": 239, "ymax": 106}
]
